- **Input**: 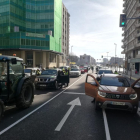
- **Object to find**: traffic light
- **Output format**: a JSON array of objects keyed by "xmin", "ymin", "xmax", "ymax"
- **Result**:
[
  {"xmin": 101, "ymin": 55, "xmax": 103, "ymax": 58},
  {"xmin": 120, "ymin": 14, "xmax": 126, "ymax": 27}
]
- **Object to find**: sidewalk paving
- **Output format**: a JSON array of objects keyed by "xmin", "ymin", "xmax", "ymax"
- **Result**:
[{"xmin": 122, "ymin": 71, "xmax": 140, "ymax": 81}]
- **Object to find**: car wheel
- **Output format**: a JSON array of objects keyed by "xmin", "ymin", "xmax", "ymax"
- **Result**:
[
  {"xmin": 95, "ymin": 100, "xmax": 101, "ymax": 110},
  {"xmin": 55, "ymin": 81, "xmax": 59, "ymax": 90}
]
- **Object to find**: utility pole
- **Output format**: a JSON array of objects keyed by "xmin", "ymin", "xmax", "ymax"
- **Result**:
[
  {"xmin": 107, "ymin": 52, "xmax": 109, "ymax": 67},
  {"xmin": 71, "ymin": 46, "xmax": 73, "ymax": 63},
  {"xmin": 114, "ymin": 43, "xmax": 117, "ymax": 71}
]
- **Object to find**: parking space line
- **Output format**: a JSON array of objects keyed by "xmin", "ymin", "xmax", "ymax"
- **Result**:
[
  {"xmin": 63, "ymin": 92, "xmax": 85, "ymax": 95},
  {"xmin": 0, "ymin": 74, "xmax": 86, "ymax": 136},
  {"xmin": 103, "ymin": 109, "xmax": 111, "ymax": 140}
]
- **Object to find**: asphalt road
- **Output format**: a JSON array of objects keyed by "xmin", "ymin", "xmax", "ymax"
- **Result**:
[{"xmin": 0, "ymin": 70, "xmax": 140, "ymax": 140}]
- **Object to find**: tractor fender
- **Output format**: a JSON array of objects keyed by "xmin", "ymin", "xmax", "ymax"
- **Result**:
[{"xmin": 16, "ymin": 77, "xmax": 30, "ymax": 97}]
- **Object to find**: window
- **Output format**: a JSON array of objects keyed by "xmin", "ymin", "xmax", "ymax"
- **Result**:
[
  {"xmin": 21, "ymin": 39, "xmax": 25, "ymax": 45},
  {"xmin": 26, "ymin": 39, "xmax": 30, "ymax": 45},
  {"xmin": 31, "ymin": 40, "xmax": 35, "ymax": 46},
  {"xmin": 36, "ymin": 40, "xmax": 40, "ymax": 46}
]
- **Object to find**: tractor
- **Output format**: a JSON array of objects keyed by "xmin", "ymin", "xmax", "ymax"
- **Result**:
[{"xmin": 0, "ymin": 55, "xmax": 34, "ymax": 120}]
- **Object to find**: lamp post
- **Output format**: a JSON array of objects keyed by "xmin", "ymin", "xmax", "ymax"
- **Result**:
[
  {"xmin": 114, "ymin": 43, "xmax": 117, "ymax": 71},
  {"xmin": 107, "ymin": 52, "xmax": 109, "ymax": 67},
  {"xmin": 71, "ymin": 46, "xmax": 73, "ymax": 63}
]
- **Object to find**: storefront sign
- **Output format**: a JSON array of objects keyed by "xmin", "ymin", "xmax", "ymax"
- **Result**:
[
  {"xmin": 130, "ymin": 58, "xmax": 140, "ymax": 63},
  {"xmin": 26, "ymin": 33, "xmax": 45, "ymax": 38}
]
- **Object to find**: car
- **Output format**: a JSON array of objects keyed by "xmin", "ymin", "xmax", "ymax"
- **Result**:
[
  {"xmin": 80, "ymin": 68, "xmax": 85, "ymax": 74},
  {"xmin": 70, "ymin": 68, "xmax": 81, "ymax": 77},
  {"xmin": 85, "ymin": 74, "xmax": 140, "ymax": 113},
  {"xmin": 59, "ymin": 66, "xmax": 69, "ymax": 70},
  {"xmin": 35, "ymin": 69, "xmax": 69, "ymax": 90},
  {"xmin": 24, "ymin": 68, "xmax": 41, "ymax": 76},
  {"xmin": 96, "ymin": 69, "xmax": 113, "ymax": 81}
]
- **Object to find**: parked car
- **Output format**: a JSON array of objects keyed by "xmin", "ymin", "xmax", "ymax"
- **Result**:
[
  {"xmin": 35, "ymin": 69, "xmax": 69, "ymax": 90},
  {"xmin": 70, "ymin": 68, "xmax": 81, "ymax": 77},
  {"xmin": 96, "ymin": 69, "xmax": 113, "ymax": 81},
  {"xmin": 80, "ymin": 68, "xmax": 85, "ymax": 74},
  {"xmin": 24, "ymin": 68, "xmax": 40, "ymax": 76},
  {"xmin": 85, "ymin": 74, "xmax": 140, "ymax": 113}
]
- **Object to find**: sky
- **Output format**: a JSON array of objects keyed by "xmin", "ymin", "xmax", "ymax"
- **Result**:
[{"xmin": 62, "ymin": 0, "xmax": 124, "ymax": 61}]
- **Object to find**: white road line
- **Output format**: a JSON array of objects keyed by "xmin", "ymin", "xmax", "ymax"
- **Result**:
[
  {"xmin": 103, "ymin": 109, "xmax": 111, "ymax": 140},
  {"xmin": 0, "ymin": 74, "xmax": 86, "ymax": 136},
  {"xmin": 63, "ymin": 92, "xmax": 85, "ymax": 95}
]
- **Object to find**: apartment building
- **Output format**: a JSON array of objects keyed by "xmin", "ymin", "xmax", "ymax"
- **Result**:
[
  {"xmin": 62, "ymin": 4, "xmax": 70, "ymax": 65},
  {"xmin": 122, "ymin": 0, "xmax": 140, "ymax": 74},
  {"xmin": 110, "ymin": 57, "xmax": 123, "ymax": 66},
  {"xmin": 0, "ymin": 0, "xmax": 70, "ymax": 68},
  {"xmin": 79, "ymin": 54, "xmax": 96, "ymax": 66}
]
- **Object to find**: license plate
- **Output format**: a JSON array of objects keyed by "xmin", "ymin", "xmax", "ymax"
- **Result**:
[
  {"xmin": 112, "ymin": 102, "xmax": 125, "ymax": 106},
  {"xmin": 40, "ymin": 85, "xmax": 46, "ymax": 87}
]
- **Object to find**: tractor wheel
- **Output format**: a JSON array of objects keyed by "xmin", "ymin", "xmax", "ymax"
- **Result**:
[
  {"xmin": 0, "ymin": 100, "xmax": 4, "ymax": 120},
  {"xmin": 16, "ymin": 80, "xmax": 34, "ymax": 109}
]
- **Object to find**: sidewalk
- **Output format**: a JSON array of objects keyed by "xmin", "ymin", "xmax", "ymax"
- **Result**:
[{"xmin": 122, "ymin": 71, "xmax": 140, "ymax": 81}]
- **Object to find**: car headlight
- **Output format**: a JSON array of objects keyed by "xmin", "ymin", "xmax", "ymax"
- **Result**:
[
  {"xmin": 35, "ymin": 78, "xmax": 38, "ymax": 81},
  {"xmin": 98, "ymin": 91, "xmax": 106, "ymax": 97},
  {"xmin": 50, "ymin": 78, "xmax": 56, "ymax": 81},
  {"xmin": 129, "ymin": 94, "xmax": 137, "ymax": 100}
]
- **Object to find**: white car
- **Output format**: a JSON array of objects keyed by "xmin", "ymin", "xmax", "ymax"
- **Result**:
[
  {"xmin": 70, "ymin": 68, "xmax": 81, "ymax": 77},
  {"xmin": 24, "ymin": 68, "xmax": 41, "ymax": 76}
]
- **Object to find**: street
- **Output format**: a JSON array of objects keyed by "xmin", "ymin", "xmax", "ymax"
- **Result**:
[{"xmin": 0, "ymin": 70, "xmax": 140, "ymax": 140}]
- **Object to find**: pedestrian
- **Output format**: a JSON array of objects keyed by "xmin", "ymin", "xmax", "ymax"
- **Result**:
[
  {"xmin": 36, "ymin": 69, "xmax": 41, "ymax": 75},
  {"xmin": 91, "ymin": 66, "xmax": 94, "ymax": 73},
  {"xmin": 114, "ymin": 70, "xmax": 118, "ymax": 74}
]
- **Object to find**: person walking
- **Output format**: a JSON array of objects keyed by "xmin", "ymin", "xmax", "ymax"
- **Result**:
[{"xmin": 91, "ymin": 66, "xmax": 94, "ymax": 73}]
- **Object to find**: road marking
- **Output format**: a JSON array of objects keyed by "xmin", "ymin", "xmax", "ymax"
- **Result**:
[
  {"xmin": 63, "ymin": 92, "xmax": 85, "ymax": 95},
  {"xmin": 55, "ymin": 97, "xmax": 81, "ymax": 131},
  {"xmin": 0, "ymin": 74, "xmax": 86, "ymax": 136},
  {"xmin": 103, "ymin": 109, "xmax": 111, "ymax": 140}
]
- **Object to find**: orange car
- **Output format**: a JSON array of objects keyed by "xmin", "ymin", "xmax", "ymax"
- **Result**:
[{"xmin": 85, "ymin": 74, "xmax": 140, "ymax": 113}]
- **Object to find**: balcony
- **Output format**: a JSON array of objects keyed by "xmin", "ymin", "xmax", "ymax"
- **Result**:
[
  {"xmin": 122, "ymin": 39, "xmax": 124, "ymax": 42},
  {"xmin": 122, "ymin": 27, "xmax": 125, "ymax": 31},
  {"xmin": 122, "ymin": 33, "xmax": 125, "ymax": 36},
  {"xmin": 136, "ymin": 42, "xmax": 140, "ymax": 47},
  {"xmin": 136, "ymin": 54, "xmax": 140, "ymax": 58},
  {"xmin": 121, "ymin": 45, "xmax": 125, "ymax": 48},
  {"xmin": 123, "ymin": 3, "xmax": 126, "ymax": 7},
  {"xmin": 136, "ymin": 3, "xmax": 140, "ymax": 10},
  {"xmin": 135, "ymin": 32, "xmax": 140, "ymax": 38},
  {"xmin": 121, "ymin": 50, "xmax": 125, "ymax": 54},
  {"xmin": 137, "ymin": 12, "xmax": 140, "ymax": 17},
  {"xmin": 135, "ymin": 23, "xmax": 140, "ymax": 28}
]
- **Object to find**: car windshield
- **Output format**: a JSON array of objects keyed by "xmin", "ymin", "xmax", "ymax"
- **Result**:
[
  {"xmin": 98, "ymin": 70, "xmax": 113, "ymax": 74},
  {"xmin": 71, "ymin": 69, "xmax": 78, "ymax": 71},
  {"xmin": 100, "ymin": 77, "xmax": 130, "ymax": 87},
  {"xmin": 41, "ymin": 70, "xmax": 57, "ymax": 75},
  {"xmin": 24, "ymin": 69, "xmax": 32, "ymax": 73},
  {"xmin": 0, "ymin": 61, "xmax": 7, "ymax": 81}
]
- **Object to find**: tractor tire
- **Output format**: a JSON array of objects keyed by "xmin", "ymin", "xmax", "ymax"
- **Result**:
[
  {"xmin": 0, "ymin": 100, "xmax": 4, "ymax": 120},
  {"xmin": 16, "ymin": 80, "xmax": 34, "ymax": 109}
]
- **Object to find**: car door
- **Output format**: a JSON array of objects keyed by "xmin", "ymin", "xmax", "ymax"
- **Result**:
[
  {"xmin": 131, "ymin": 78, "xmax": 140, "ymax": 100},
  {"xmin": 85, "ymin": 74, "xmax": 99, "ymax": 98}
]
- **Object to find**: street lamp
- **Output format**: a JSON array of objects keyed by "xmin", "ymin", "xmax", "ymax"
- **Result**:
[
  {"xmin": 107, "ymin": 52, "xmax": 109, "ymax": 67},
  {"xmin": 71, "ymin": 46, "xmax": 73, "ymax": 62},
  {"xmin": 114, "ymin": 43, "xmax": 117, "ymax": 70}
]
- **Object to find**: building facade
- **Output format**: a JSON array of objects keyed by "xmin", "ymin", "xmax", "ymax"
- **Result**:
[
  {"xmin": 62, "ymin": 4, "xmax": 70, "ymax": 65},
  {"xmin": 122, "ymin": 0, "xmax": 140, "ymax": 74},
  {"xmin": 110, "ymin": 57, "xmax": 124, "ymax": 66},
  {"xmin": 0, "ymin": 0, "xmax": 69, "ymax": 68},
  {"xmin": 79, "ymin": 54, "xmax": 96, "ymax": 66}
]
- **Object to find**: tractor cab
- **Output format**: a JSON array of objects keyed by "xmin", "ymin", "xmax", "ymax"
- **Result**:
[{"xmin": 0, "ymin": 55, "xmax": 24, "ymax": 102}]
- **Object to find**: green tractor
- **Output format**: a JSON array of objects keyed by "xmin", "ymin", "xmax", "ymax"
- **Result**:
[{"xmin": 0, "ymin": 55, "xmax": 34, "ymax": 120}]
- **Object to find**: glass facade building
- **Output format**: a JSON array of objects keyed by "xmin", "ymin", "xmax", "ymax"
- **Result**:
[{"xmin": 0, "ymin": 0, "xmax": 62, "ymax": 52}]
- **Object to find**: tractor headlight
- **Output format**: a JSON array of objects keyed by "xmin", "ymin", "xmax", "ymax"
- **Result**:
[
  {"xmin": 98, "ymin": 91, "xmax": 106, "ymax": 97},
  {"xmin": 35, "ymin": 78, "xmax": 38, "ymax": 82},
  {"xmin": 129, "ymin": 94, "xmax": 137, "ymax": 100}
]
